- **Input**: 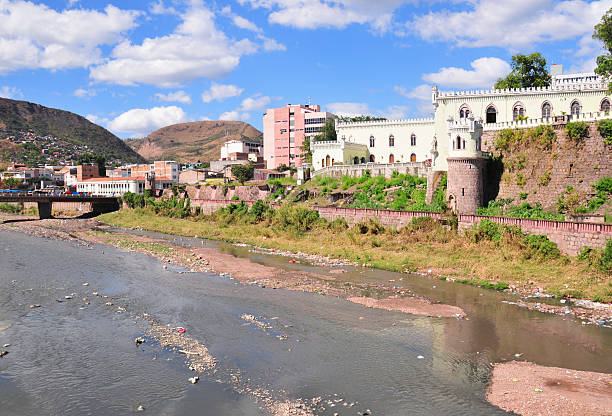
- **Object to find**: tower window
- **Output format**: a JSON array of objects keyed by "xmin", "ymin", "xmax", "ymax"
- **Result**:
[
  {"xmin": 369, "ymin": 136, "xmax": 375, "ymax": 147},
  {"xmin": 513, "ymin": 103, "xmax": 525, "ymax": 121},
  {"xmin": 542, "ymin": 102, "xmax": 552, "ymax": 118},
  {"xmin": 389, "ymin": 135, "xmax": 395, "ymax": 147},
  {"xmin": 601, "ymin": 98, "xmax": 611, "ymax": 113},
  {"xmin": 486, "ymin": 105, "xmax": 497, "ymax": 123},
  {"xmin": 570, "ymin": 100, "xmax": 581, "ymax": 117},
  {"xmin": 410, "ymin": 134, "xmax": 416, "ymax": 146}
]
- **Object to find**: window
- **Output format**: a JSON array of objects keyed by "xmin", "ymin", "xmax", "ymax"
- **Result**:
[
  {"xmin": 513, "ymin": 103, "xmax": 525, "ymax": 121},
  {"xmin": 542, "ymin": 102, "xmax": 552, "ymax": 118},
  {"xmin": 389, "ymin": 154, "xmax": 394, "ymax": 163},
  {"xmin": 369, "ymin": 136, "xmax": 375, "ymax": 147},
  {"xmin": 601, "ymin": 98, "xmax": 611, "ymax": 113},
  {"xmin": 389, "ymin": 135, "xmax": 395, "ymax": 147},
  {"xmin": 459, "ymin": 105, "xmax": 470, "ymax": 119},
  {"xmin": 455, "ymin": 136, "xmax": 461, "ymax": 150},
  {"xmin": 570, "ymin": 100, "xmax": 581, "ymax": 117},
  {"xmin": 369, "ymin": 154, "xmax": 375, "ymax": 163},
  {"xmin": 410, "ymin": 134, "xmax": 416, "ymax": 146},
  {"xmin": 486, "ymin": 105, "xmax": 497, "ymax": 123},
  {"xmin": 353, "ymin": 156, "xmax": 359, "ymax": 164},
  {"xmin": 410, "ymin": 153, "xmax": 416, "ymax": 162}
]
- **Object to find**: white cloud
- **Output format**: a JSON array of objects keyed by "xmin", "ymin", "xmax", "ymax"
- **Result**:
[
  {"xmin": 238, "ymin": 94, "xmax": 271, "ymax": 111},
  {"xmin": 394, "ymin": 84, "xmax": 434, "ymax": 115},
  {"xmin": 411, "ymin": 0, "xmax": 610, "ymax": 50},
  {"xmin": 422, "ymin": 57, "xmax": 511, "ymax": 89},
  {"xmin": 239, "ymin": 0, "xmax": 407, "ymax": 32},
  {"xmin": 85, "ymin": 114, "xmax": 109, "ymax": 125},
  {"xmin": 326, "ymin": 102, "xmax": 371, "ymax": 117},
  {"xmin": 260, "ymin": 36, "xmax": 286, "ymax": 51},
  {"xmin": 0, "ymin": 85, "xmax": 22, "ymax": 99},
  {"xmin": 107, "ymin": 106, "xmax": 190, "ymax": 136},
  {"xmin": 90, "ymin": 5, "xmax": 259, "ymax": 87},
  {"xmin": 155, "ymin": 90, "xmax": 192, "ymax": 104},
  {"xmin": 149, "ymin": 0, "xmax": 178, "ymax": 15},
  {"xmin": 0, "ymin": 1, "xmax": 139, "ymax": 74},
  {"xmin": 201, "ymin": 83, "xmax": 244, "ymax": 103},
  {"xmin": 379, "ymin": 105, "xmax": 409, "ymax": 119},
  {"xmin": 219, "ymin": 110, "xmax": 250, "ymax": 121},
  {"xmin": 74, "ymin": 88, "xmax": 97, "ymax": 98}
]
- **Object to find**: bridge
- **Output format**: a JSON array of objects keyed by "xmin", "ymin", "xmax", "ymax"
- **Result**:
[{"xmin": 0, "ymin": 193, "xmax": 120, "ymax": 219}]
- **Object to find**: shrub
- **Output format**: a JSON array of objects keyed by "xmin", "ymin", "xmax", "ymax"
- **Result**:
[
  {"xmin": 329, "ymin": 218, "xmax": 349, "ymax": 232},
  {"xmin": 123, "ymin": 192, "xmax": 145, "ymax": 208},
  {"xmin": 539, "ymin": 171, "xmax": 551, "ymax": 186},
  {"xmin": 519, "ymin": 192, "xmax": 528, "ymax": 200},
  {"xmin": 248, "ymin": 200, "xmax": 273, "ymax": 223},
  {"xmin": 472, "ymin": 219, "xmax": 502, "ymax": 243},
  {"xmin": 0, "ymin": 202, "xmax": 23, "ymax": 214},
  {"xmin": 600, "ymin": 239, "xmax": 612, "ymax": 272},
  {"xmin": 231, "ymin": 163, "xmax": 254, "ymax": 183},
  {"xmin": 523, "ymin": 234, "xmax": 560, "ymax": 259},
  {"xmin": 354, "ymin": 218, "xmax": 385, "ymax": 235},
  {"xmin": 597, "ymin": 119, "xmax": 612, "ymax": 145},
  {"xmin": 565, "ymin": 121, "xmax": 589, "ymax": 141},
  {"xmin": 516, "ymin": 173, "xmax": 526, "ymax": 188},
  {"xmin": 272, "ymin": 204, "xmax": 322, "ymax": 233}
]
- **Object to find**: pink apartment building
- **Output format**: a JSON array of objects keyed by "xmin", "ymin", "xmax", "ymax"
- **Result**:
[{"xmin": 263, "ymin": 104, "xmax": 335, "ymax": 169}]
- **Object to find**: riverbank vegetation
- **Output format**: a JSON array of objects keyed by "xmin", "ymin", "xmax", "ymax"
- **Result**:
[{"xmin": 99, "ymin": 202, "xmax": 612, "ymax": 302}]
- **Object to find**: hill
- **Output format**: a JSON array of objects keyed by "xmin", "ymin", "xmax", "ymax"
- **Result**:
[
  {"xmin": 0, "ymin": 97, "xmax": 145, "ymax": 165},
  {"xmin": 125, "ymin": 120, "xmax": 263, "ymax": 164}
]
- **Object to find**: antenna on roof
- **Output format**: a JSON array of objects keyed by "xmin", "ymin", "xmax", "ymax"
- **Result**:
[{"xmin": 308, "ymin": 96, "xmax": 311, "ymax": 106}]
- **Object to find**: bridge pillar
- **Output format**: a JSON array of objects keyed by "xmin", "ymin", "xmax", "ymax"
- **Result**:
[
  {"xmin": 91, "ymin": 200, "xmax": 120, "ymax": 216},
  {"xmin": 37, "ymin": 202, "xmax": 52, "ymax": 219}
]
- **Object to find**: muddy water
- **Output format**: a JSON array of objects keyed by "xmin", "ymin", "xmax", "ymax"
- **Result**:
[{"xmin": 0, "ymin": 230, "xmax": 610, "ymax": 416}]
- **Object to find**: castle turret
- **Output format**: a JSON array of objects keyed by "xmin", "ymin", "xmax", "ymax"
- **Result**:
[{"xmin": 445, "ymin": 115, "xmax": 489, "ymax": 214}]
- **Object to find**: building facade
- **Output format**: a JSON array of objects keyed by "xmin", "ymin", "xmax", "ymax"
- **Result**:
[
  {"xmin": 220, "ymin": 139, "xmax": 262, "ymax": 160},
  {"xmin": 263, "ymin": 104, "xmax": 335, "ymax": 169},
  {"xmin": 311, "ymin": 68, "xmax": 611, "ymax": 214},
  {"xmin": 76, "ymin": 177, "xmax": 145, "ymax": 196}
]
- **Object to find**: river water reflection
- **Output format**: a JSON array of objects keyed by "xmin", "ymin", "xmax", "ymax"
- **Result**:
[{"xmin": 0, "ymin": 229, "xmax": 610, "ymax": 415}]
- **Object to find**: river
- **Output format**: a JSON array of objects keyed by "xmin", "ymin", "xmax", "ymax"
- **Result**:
[{"xmin": 1, "ymin": 229, "xmax": 610, "ymax": 415}]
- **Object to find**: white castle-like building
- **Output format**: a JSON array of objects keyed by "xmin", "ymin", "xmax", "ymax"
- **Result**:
[{"xmin": 309, "ymin": 65, "xmax": 612, "ymax": 213}]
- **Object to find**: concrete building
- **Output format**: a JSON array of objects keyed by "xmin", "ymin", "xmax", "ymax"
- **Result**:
[
  {"xmin": 220, "ymin": 139, "xmax": 262, "ymax": 160},
  {"xmin": 77, "ymin": 177, "xmax": 145, "ymax": 196},
  {"xmin": 311, "ymin": 66, "xmax": 612, "ymax": 214},
  {"xmin": 110, "ymin": 161, "xmax": 179, "ymax": 190},
  {"xmin": 263, "ymin": 104, "xmax": 335, "ymax": 169}
]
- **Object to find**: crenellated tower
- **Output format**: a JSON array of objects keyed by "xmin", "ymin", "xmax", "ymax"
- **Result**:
[{"xmin": 445, "ymin": 115, "xmax": 489, "ymax": 214}]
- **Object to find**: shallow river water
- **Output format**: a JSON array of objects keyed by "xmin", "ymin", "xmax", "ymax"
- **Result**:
[{"xmin": 1, "ymin": 229, "xmax": 611, "ymax": 415}]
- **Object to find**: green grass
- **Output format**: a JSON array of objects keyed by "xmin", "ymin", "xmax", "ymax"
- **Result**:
[{"xmin": 98, "ymin": 207, "xmax": 612, "ymax": 302}]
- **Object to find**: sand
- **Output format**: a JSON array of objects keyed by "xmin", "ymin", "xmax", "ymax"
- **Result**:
[{"xmin": 487, "ymin": 361, "xmax": 612, "ymax": 416}]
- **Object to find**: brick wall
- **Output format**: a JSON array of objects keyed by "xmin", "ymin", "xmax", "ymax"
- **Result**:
[
  {"xmin": 481, "ymin": 121, "xmax": 612, "ymax": 209},
  {"xmin": 459, "ymin": 214, "xmax": 612, "ymax": 255},
  {"xmin": 447, "ymin": 157, "xmax": 486, "ymax": 214}
]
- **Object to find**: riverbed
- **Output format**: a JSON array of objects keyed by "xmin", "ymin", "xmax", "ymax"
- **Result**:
[{"xmin": 1, "ymin": 227, "xmax": 611, "ymax": 415}]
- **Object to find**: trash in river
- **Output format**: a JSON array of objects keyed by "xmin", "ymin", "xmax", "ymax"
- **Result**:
[
  {"xmin": 176, "ymin": 327, "xmax": 186, "ymax": 333},
  {"xmin": 417, "ymin": 355, "xmax": 424, "ymax": 359},
  {"xmin": 515, "ymin": 353, "xmax": 522, "ymax": 358},
  {"xmin": 534, "ymin": 388, "xmax": 543, "ymax": 393},
  {"xmin": 64, "ymin": 295, "xmax": 73, "ymax": 300},
  {"xmin": 136, "ymin": 405, "xmax": 145, "ymax": 412},
  {"xmin": 0, "ymin": 349, "xmax": 8, "ymax": 357},
  {"xmin": 105, "ymin": 302, "xmax": 113, "ymax": 306},
  {"xmin": 2, "ymin": 344, "xmax": 9, "ymax": 348},
  {"xmin": 512, "ymin": 378, "xmax": 519, "ymax": 382},
  {"xmin": 29, "ymin": 304, "xmax": 41, "ymax": 309},
  {"xmin": 188, "ymin": 376, "xmax": 199, "ymax": 384},
  {"xmin": 135, "ymin": 337, "xmax": 145, "ymax": 345},
  {"xmin": 82, "ymin": 282, "xmax": 89, "ymax": 286}
]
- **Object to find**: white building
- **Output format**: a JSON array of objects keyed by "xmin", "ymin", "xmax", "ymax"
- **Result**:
[
  {"xmin": 315, "ymin": 66, "xmax": 610, "ymax": 175},
  {"xmin": 220, "ymin": 139, "xmax": 262, "ymax": 160},
  {"xmin": 76, "ymin": 177, "xmax": 145, "ymax": 196}
]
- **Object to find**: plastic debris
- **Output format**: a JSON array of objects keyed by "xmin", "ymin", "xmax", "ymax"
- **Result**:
[
  {"xmin": 534, "ymin": 388, "xmax": 543, "ymax": 393},
  {"xmin": 136, "ymin": 405, "xmax": 145, "ymax": 412},
  {"xmin": 0, "ymin": 349, "xmax": 8, "ymax": 357},
  {"xmin": 417, "ymin": 355, "xmax": 424, "ymax": 359},
  {"xmin": 188, "ymin": 376, "xmax": 199, "ymax": 384},
  {"xmin": 135, "ymin": 337, "xmax": 145, "ymax": 345},
  {"xmin": 176, "ymin": 327, "xmax": 186, "ymax": 334}
]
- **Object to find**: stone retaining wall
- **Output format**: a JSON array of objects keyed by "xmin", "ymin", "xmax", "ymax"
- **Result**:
[
  {"xmin": 24, "ymin": 201, "xmax": 93, "ymax": 214},
  {"xmin": 315, "ymin": 206, "xmax": 442, "ymax": 228},
  {"xmin": 459, "ymin": 214, "xmax": 612, "ymax": 255}
]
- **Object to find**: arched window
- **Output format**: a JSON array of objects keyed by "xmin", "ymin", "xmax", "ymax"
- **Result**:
[
  {"xmin": 360, "ymin": 157, "xmax": 366, "ymax": 164},
  {"xmin": 369, "ymin": 136, "xmax": 375, "ymax": 147},
  {"xmin": 410, "ymin": 153, "xmax": 417, "ymax": 162},
  {"xmin": 410, "ymin": 134, "xmax": 416, "ymax": 146},
  {"xmin": 513, "ymin": 102, "xmax": 525, "ymax": 121},
  {"xmin": 369, "ymin": 154, "xmax": 375, "ymax": 163},
  {"xmin": 570, "ymin": 100, "xmax": 581, "ymax": 117},
  {"xmin": 389, "ymin": 154, "xmax": 395, "ymax": 163},
  {"xmin": 389, "ymin": 135, "xmax": 395, "ymax": 147},
  {"xmin": 542, "ymin": 102, "xmax": 552, "ymax": 118},
  {"xmin": 486, "ymin": 105, "xmax": 497, "ymax": 123},
  {"xmin": 455, "ymin": 136, "xmax": 461, "ymax": 150},
  {"xmin": 601, "ymin": 98, "xmax": 611, "ymax": 113},
  {"xmin": 353, "ymin": 156, "xmax": 359, "ymax": 164},
  {"xmin": 459, "ymin": 104, "xmax": 470, "ymax": 119},
  {"xmin": 325, "ymin": 155, "xmax": 330, "ymax": 167}
]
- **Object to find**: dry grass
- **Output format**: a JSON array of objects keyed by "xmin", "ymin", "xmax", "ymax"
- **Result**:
[{"xmin": 99, "ymin": 209, "xmax": 612, "ymax": 302}]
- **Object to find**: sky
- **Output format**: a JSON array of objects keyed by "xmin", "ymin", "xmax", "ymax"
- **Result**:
[{"xmin": 0, "ymin": 0, "xmax": 610, "ymax": 138}]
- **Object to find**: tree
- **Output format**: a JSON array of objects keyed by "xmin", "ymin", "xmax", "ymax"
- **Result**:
[
  {"xmin": 594, "ymin": 8, "xmax": 612, "ymax": 92},
  {"xmin": 0, "ymin": 177, "xmax": 20, "ymax": 189},
  {"xmin": 494, "ymin": 53, "xmax": 551, "ymax": 89},
  {"xmin": 231, "ymin": 163, "xmax": 254, "ymax": 184},
  {"xmin": 300, "ymin": 118, "xmax": 337, "ymax": 163},
  {"xmin": 77, "ymin": 153, "xmax": 106, "ymax": 176}
]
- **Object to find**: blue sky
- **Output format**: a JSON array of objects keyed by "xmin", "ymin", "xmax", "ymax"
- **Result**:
[{"xmin": 0, "ymin": 0, "xmax": 609, "ymax": 137}]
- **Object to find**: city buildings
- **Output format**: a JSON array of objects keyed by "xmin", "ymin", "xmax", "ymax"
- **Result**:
[{"xmin": 263, "ymin": 104, "xmax": 335, "ymax": 169}]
